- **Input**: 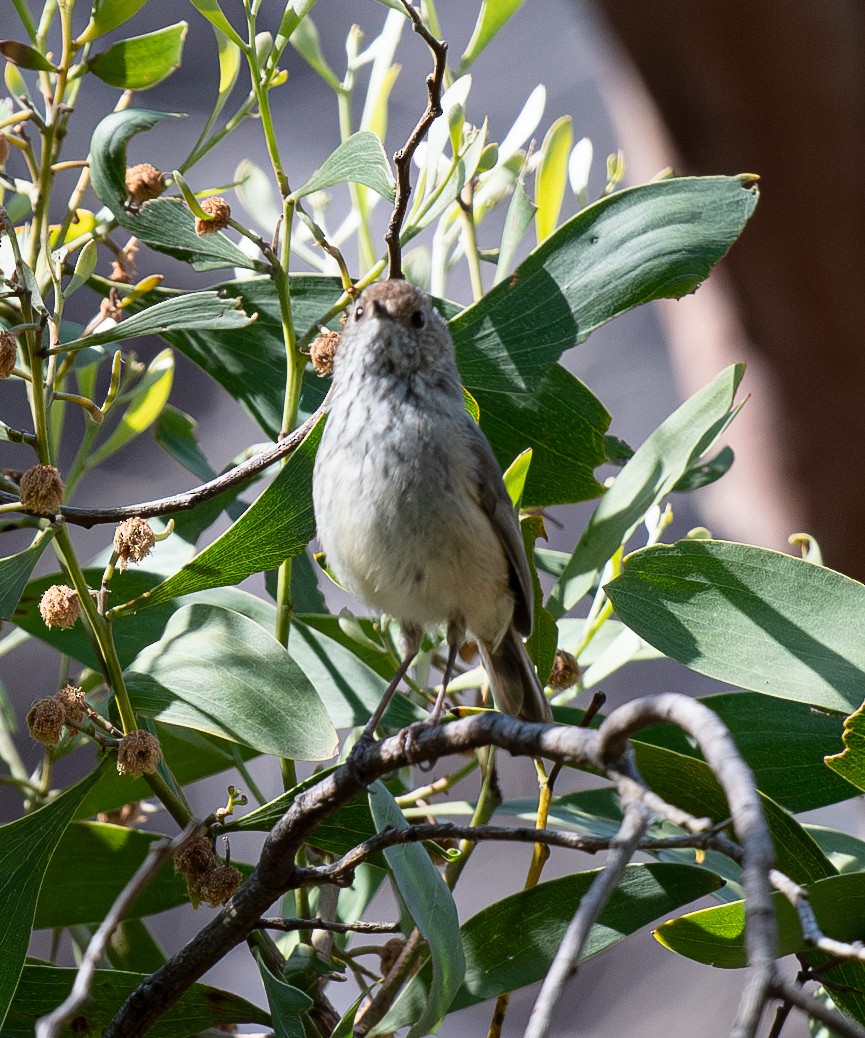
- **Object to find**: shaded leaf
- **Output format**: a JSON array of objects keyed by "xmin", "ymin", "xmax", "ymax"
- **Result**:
[
  {"xmin": 673, "ymin": 445, "xmax": 735, "ymax": 492},
  {"xmin": 289, "ymin": 131, "xmax": 396, "ymax": 202},
  {"xmin": 0, "ymin": 762, "xmax": 107, "ymax": 1029},
  {"xmin": 548, "ymin": 365, "xmax": 744, "ymax": 615},
  {"xmin": 0, "ymin": 40, "xmax": 54, "ymax": 71},
  {"xmin": 494, "ymin": 177, "xmax": 536, "ymax": 284},
  {"xmin": 3, "ymin": 964, "xmax": 268, "ymax": 1036},
  {"xmin": 368, "ymin": 783, "xmax": 465, "ymax": 1038},
  {"xmin": 606, "ymin": 539, "xmax": 865, "ymax": 714},
  {"xmin": 90, "ymin": 23, "xmax": 188, "ymax": 90},
  {"xmin": 288, "ymin": 15, "xmax": 341, "ymax": 91},
  {"xmin": 255, "ymin": 955, "xmax": 313, "ymax": 1038},
  {"xmin": 89, "ymin": 109, "xmax": 256, "ymax": 270},
  {"xmin": 125, "ymin": 602, "xmax": 337, "ymax": 759},
  {"xmin": 113, "ymin": 418, "xmax": 321, "ymax": 614},
  {"xmin": 0, "ymin": 529, "xmax": 54, "ymax": 621},
  {"xmin": 58, "ymin": 292, "xmax": 252, "ymax": 354}
]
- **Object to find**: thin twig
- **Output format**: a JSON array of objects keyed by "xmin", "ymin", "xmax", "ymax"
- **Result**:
[
  {"xmin": 256, "ymin": 916, "xmax": 401, "ymax": 936},
  {"xmin": 523, "ymin": 801, "xmax": 652, "ymax": 1038},
  {"xmin": 772, "ymin": 973, "xmax": 865, "ymax": 1038},
  {"xmin": 36, "ymin": 822, "xmax": 201, "ymax": 1038},
  {"xmin": 385, "ymin": 2, "xmax": 448, "ymax": 279},
  {"xmin": 3, "ymin": 407, "xmax": 325, "ymax": 528}
]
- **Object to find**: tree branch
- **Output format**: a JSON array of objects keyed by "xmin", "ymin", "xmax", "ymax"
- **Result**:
[
  {"xmin": 103, "ymin": 697, "xmax": 776, "ymax": 1038},
  {"xmin": 385, "ymin": 2, "xmax": 448, "ymax": 280}
]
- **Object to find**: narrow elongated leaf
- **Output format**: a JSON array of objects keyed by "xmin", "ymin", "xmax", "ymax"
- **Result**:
[
  {"xmin": 90, "ymin": 23, "xmax": 188, "ymax": 90},
  {"xmin": 0, "ymin": 529, "xmax": 54, "ymax": 621},
  {"xmin": 289, "ymin": 15, "xmax": 341, "ymax": 91},
  {"xmin": 0, "ymin": 40, "xmax": 54, "ymax": 71},
  {"xmin": 57, "ymin": 292, "xmax": 252, "ymax": 354},
  {"xmin": 607, "ymin": 539, "xmax": 865, "ymax": 714},
  {"xmin": 3, "ymin": 965, "xmax": 268, "ymax": 1036},
  {"xmin": 535, "ymin": 115, "xmax": 573, "ymax": 242},
  {"xmin": 379, "ymin": 863, "xmax": 720, "ymax": 1030},
  {"xmin": 458, "ymin": 0, "xmax": 526, "ymax": 73},
  {"xmin": 35, "ymin": 822, "xmax": 189, "ymax": 928},
  {"xmin": 89, "ymin": 109, "xmax": 256, "ymax": 270},
  {"xmin": 289, "ymin": 131, "xmax": 396, "ymax": 202},
  {"xmin": 113, "ymin": 418, "xmax": 321, "ymax": 614},
  {"xmin": 368, "ymin": 783, "xmax": 465, "ymax": 1038},
  {"xmin": 76, "ymin": 0, "xmax": 151, "ymax": 43},
  {"xmin": 494, "ymin": 178, "xmax": 535, "ymax": 283},
  {"xmin": 548, "ymin": 365, "xmax": 744, "ymax": 615},
  {"xmin": 186, "ymin": 0, "xmax": 245, "ymax": 48},
  {"xmin": 0, "ymin": 761, "xmax": 107, "ymax": 1029},
  {"xmin": 255, "ymin": 954, "xmax": 313, "ymax": 1038},
  {"xmin": 125, "ymin": 602, "xmax": 337, "ymax": 759}
]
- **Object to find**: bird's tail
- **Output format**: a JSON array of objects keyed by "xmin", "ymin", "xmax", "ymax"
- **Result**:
[{"xmin": 479, "ymin": 625, "xmax": 553, "ymax": 722}]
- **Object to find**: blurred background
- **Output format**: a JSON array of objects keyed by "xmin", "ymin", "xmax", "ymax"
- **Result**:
[{"xmin": 5, "ymin": 0, "xmax": 865, "ymax": 1034}]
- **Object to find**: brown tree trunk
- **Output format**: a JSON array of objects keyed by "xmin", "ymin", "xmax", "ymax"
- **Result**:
[{"xmin": 594, "ymin": 1, "xmax": 865, "ymax": 578}]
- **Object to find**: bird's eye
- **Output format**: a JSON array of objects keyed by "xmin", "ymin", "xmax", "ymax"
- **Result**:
[
  {"xmin": 354, "ymin": 305, "xmax": 364, "ymax": 322},
  {"xmin": 410, "ymin": 310, "xmax": 426, "ymax": 328}
]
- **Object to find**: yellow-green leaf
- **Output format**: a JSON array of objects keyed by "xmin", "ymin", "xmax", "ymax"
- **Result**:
[
  {"xmin": 535, "ymin": 115, "xmax": 573, "ymax": 242},
  {"xmin": 89, "ymin": 22, "xmax": 188, "ymax": 91},
  {"xmin": 75, "ymin": 0, "xmax": 151, "ymax": 44}
]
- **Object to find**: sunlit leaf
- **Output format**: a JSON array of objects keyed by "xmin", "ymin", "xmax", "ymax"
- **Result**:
[
  {"xmin": 289, "ymin": 15, "xmax": 340, "ymax": 91},
  {"xmin": 289, "ymin": 131, "xmax": 395, "ymax": 202},
  {"xmin": 75, "ymin": 0, "xmax": 151, "ymax": 44},
  {"xmin": 535, "ymin": 115, "xmax": 573, "ymax": 241},
  {"xmin": 458, "ymin": 0, "xmax": 526, "ymax": 73},
  {"xmin": 89, "ymin": 23, "xmax": 188, "ymax": 91},
  {"xmin": 186, "ymin": 0, "xmax": 245, "ymax": 48}
]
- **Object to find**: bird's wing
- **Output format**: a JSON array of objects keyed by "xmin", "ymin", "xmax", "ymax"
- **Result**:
[{"xmin": 463, "ymin": 417, "xmax": 534, "ymax": 635}]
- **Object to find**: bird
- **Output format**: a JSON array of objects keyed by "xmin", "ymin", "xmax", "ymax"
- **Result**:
[{"xmin": 312, "ymin": 279, "xmax": 553, "ymax": 734}]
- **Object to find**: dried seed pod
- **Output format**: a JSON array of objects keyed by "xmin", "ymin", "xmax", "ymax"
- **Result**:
[
  {"xmin": 39, "ymin": 585, "xmax": 80, "ymax": 629},
  {"xmin": 113, "ymin": 517, "xmax": 156, "ymax": 570},
  {"xmin": 27, "ymin": 697, "xmax": 66, "ymax": 746},
  {"xmin": 19, "ymin": 464, "xmax": 64, "ymax": 514},
  {"xmin": 116, "ymin": 729, "xmax": 163, "ymax": 778},
  {"xmin": 194, "ymin": 196, "xmax": 231, "ymax": 235}
]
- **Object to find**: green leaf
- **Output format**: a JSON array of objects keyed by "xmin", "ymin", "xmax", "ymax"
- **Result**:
[
  {"xmin": 494, "ymin": 177, "xmax": 536, "ymax": 284},
  {"xmin": 0, "ymin": 761, "xmax": 106, "ymax": 1029},
  {"xmin": 382, "ymin": 863, "xmax": 720, "ymax": 1030},
  {"xmin": 368, "ymin": 782, "xmax": 465, "ymax": 1038},
  {"xmin": 86, "ymin": 347, "xmax": 174, "ymax": 467},
  {"xmin": 89, "ymin": 22, "xmax": 188, "ymax": 90},
  {"xmin": 255, "ymin": 954, "xmax": 313, "ymax": 1038},
  {"xmin": 113, "ymin": 418, "xmax": 321, "ymax": 614},
  {"xmin": 124, "ymin": 602, "xmax": 337, "ymax": 759},
  {"xmin": 35, "ymin": 822, "xmax": 190, "ymax": 928},
  {"xmin": 535, "ymin": 115, "xmax": 573, "ymax": 242},
  {"xmin": 606, "ymin": 539, "xmax": 865, "ymax": 714},
  {"xmin": 0, "ymin": 40, "xmax": 55, "ymax": 71},
  {"xmin": 826, "ymin": 702, "xmax": 865, "ymax": 792},
  {"xmin": 186, "ymin": 0, "xmax": 245, "ymax": 48},
  {"xmin": 673, "ymin": 445, "xmax": 735, "ymax": 492},
  {"xmin": 289, "ymin": 131, "xmax": 396, "ymax": 202},
  {"xmin": 89, "ymin": 109, "xmax": 256, "ymax": 271},
  {"xmin": 58, "ymin": 292, "xmax": 253, "ymax": 354},
  {"xmin": 152, "ymin": 404, "xmax": 215, "ymax": 483},
  {"xmin": 65, "ymin": 239, "xmax": 98, "ymax": 298},
  {"xmin": 548, "ymin": 365, "xmax": 744, "ymax": 616},
  {"xmin": 3, "ymin": 964, "xmax": 268, "ymax": 1036},
  {"xmin": 76, "ymin": 0, "xmax": 151, "ymax": 43},
  {"xmin": 288, "ymin": 15, "xmax": 341, "ymax": 91},
  {"xmin": 458, "ymin": 0, "xmax": 526, "ymax": 73},
  {"xmin": 656, "ymin": 872, "xmax": 865, "ymax": 968},
  {"xmin": 0, "ymin": 529, "xmax": 54, "ymax": 621}
]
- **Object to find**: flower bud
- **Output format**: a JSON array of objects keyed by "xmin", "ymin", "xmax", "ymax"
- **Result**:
[
  {"xmin": 113, "ymin": 516, "xmax": 156, "ymax": 571},
  {"xmin": 195, "ymin": 863, "xmax": 242, "ymax": 906},
  {"xmin": 55, "ymin": 683, "xmax": 85, "ymax": 723},
  {"xmin": 309, "ymin": 331, "xmax": 339, "ymax": 376},
  {"xmin": 548, "ymin": 649, "xmax": 580, "ymax": 691},
  {"xmin": 194, "ymin": 196, "xmax": 231, "ymax": 235},
  {"xmin": 27, "ymin": 697, "xmax": 66, "ymax": 746},
  {"xmin": 39, "ymin": 585, "xmax": 80, "ymax": 629},
  {"xmin": 19, "ymin": 464, "xmax": 64, "ymax": 514},
  {"xmin": 124, "ymin": 163, "xmax": 165, "ymax": 204},
  {"xmin": 0, "ymin": 329, "xmax": 16, "ymax": 378},
  {"xmin": 117, "ymin": 729, "xmax": 162, "ymax": 778}
]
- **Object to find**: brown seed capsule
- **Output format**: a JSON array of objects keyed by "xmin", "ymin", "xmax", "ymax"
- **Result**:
[
  {"xmin": 39, "ymin": 585, "xmax": 80, "ymax": 629},
  {"xmin": 27, "ymin": 697, "xmax": 66, "ymax": 746},
  {"xmin": 0, "ymin": 134, "xmax": 8, "ymax": 167},
  {"xmin": 124, "ymin": 163, "xmax": 164, "ymax": 204},
  {"xmin": 55, "ymin": 683, "xmax": 86, "ymax": 723},
  {"xmin": 19, "ymin": 464, "xmax": 64, "ymax": 514},
  {"xmin": 116, "ymin": 729, "xmax": 162, "ymax": 778},
  {"xmin": 548, "ymin": 649, "xmax": 580, "ymax": 691},
  {"xmin": 174, "ymin": 833, "xmax": 218, "ymax": 880},
  {"xmin": 309, "ymin": 330, "xmax": 340, "ymax": 377},
  {"xmin": 113, "ymin": 516, "xmax": 156, "ymax": 571},
  {"xmin": 195, "ymin": 863, "xmax": 242, "ymax": 906},
  {"xmin": 0, "ymin": 329, "xmax": 16, "ymax": 378},
  {"xmin": 194, "ymin": 196, "xmax": 231, "ymax": 235},
  {"xmin": 379, "ymin": 937, "xmax": 406, "ymax": 975}
]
